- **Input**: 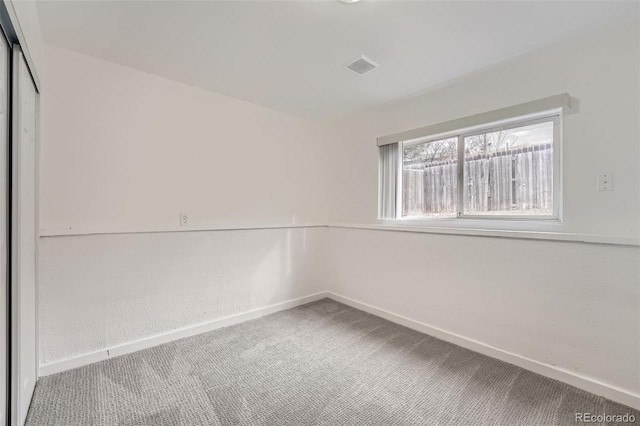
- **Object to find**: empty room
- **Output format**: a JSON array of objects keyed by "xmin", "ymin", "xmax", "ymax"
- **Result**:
[{"xmin": 0, "ymin": 0, "xmax": 638, "ymax": 425}]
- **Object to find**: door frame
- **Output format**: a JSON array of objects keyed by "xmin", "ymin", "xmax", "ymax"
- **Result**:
[
  {"xmin": 10, "ymin": 45, "xmax": 38, "ymax": 426},
  {"xmin": 0, "ymin": 30, "xmax": 9, "ymax": 426},
  {"xmin": 0, "ymin": 4, "xmax": 40, "ymax": 424}
]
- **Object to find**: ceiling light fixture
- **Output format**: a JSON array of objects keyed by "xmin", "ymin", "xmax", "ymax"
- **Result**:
[{"xmin": 338, "ymin": 0, "xmax": 360, "ymax": 4}]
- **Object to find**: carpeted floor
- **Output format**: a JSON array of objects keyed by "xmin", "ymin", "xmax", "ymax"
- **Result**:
[{"xmin": 27, "ymin": 299, "xmax": 638, "ymax": 426}]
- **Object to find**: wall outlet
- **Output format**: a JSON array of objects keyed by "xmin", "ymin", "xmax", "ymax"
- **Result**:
[
  {"xmin": 179, "ymin": 213, "xmax": 188, "ymax": 226},
  {"xmin": 597, "ymin": 172, "xmax": 613, "ymax": 192}
]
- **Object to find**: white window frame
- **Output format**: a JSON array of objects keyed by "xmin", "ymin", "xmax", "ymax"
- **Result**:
[{"xmin": 388, "ymin": 109, "xmax": 563, "ymax": 223}]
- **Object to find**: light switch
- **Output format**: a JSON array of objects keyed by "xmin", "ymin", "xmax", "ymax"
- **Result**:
[{"xmin": 597, "ymin": 173, "xmax": 613, "ymax": 192}]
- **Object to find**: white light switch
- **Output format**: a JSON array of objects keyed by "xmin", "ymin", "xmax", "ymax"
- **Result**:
[
  {"xmin": 179, "ymin": 213, "xmax": 188, "ymax": 226},
  {"xmin": 598, "ymin": 172, "xmax": 613, "ymax": 192}
]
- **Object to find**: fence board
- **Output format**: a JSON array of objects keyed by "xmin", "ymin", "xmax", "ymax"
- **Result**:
[{"xmin": 403, "ymin": 145, "xmax": 552, "ymax": 216}]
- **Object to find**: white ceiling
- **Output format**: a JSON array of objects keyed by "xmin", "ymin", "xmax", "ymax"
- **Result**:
[{"xmin": 36, "ymin": 1, "xmax": 638, "ymax": 122}]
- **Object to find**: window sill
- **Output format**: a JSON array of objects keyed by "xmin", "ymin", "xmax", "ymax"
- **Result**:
[
  {"xmin": 390, "ymin": 216, "xmax": 561, "ymax": 226},
  {"xmin": 329, "ymin": 222, "xmax": 639, "ymax": 246}
]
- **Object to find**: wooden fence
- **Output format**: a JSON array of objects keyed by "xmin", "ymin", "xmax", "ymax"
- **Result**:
[{"xmin": 403, "ymin": 144, "xmax": 552, "ymax": 216}]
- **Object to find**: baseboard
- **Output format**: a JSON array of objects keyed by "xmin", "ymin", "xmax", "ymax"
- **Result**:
[
  {"xmin": 325, "ymin": 292, "xmax": 640, "ymax": 411},
  {"xmin": 39, "ymin": 291, "xmax": 329, "ymax": 377},
  {"xmin": 39, "ymin": 289, "xmax": 640, "ymax": 411}
]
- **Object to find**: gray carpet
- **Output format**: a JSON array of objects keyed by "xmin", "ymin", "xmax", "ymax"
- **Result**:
[{"xmin": 27, "ymin": 299, "xmax": 638, "ymax": 426}]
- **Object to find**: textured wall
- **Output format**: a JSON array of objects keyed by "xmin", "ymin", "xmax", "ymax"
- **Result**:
[
  {"xmin": 327, "ymin": 22, "xmax": 640, "ymax": 238},
  {"xmin": 38, "ymin": 228, "xmax": 326, "ymax": 364},
  {"xmin": 325, "ymin": 227, "xmax": 640, "ymax": 395},
  {"xmin": 38, "ymin": 225, "xmax": 640, "ymax": 399}
]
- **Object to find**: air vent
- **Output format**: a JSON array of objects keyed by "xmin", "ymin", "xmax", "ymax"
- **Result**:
[{"xmin": 346, "ymin": 55, "xmax": 379, "ymax": 75}]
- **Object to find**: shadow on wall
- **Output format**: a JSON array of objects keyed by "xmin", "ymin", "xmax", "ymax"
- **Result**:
[
  {"xmin": 37, "ymin": 227, "xmax": 325, "ymax": 365},
  {"xmin": 252, "ymin": 227, "xmax": 313, "ymax": 305}
]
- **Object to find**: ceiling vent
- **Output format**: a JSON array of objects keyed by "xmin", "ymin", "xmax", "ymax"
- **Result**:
[{"xmin": 346, "ymin": 55, "xmax": 379, "ymax": 75}]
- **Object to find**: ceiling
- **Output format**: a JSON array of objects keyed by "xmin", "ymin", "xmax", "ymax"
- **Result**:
[{"xmin": 36, "ymin": 1, "xmax": 638, "ymax": 122}]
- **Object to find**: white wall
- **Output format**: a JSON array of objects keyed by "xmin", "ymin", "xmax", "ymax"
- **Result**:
[
  {"xmin": 39, "ymin": 227, "xmax": 325, "ymax": 365},
  {"xmin": 38, "ymin": 20, "xmax": 640, "ymax": 409},
  {"xmin": 325, "ymin": 20, "xmax": 640, "ymax": 401},
  {"xmin": 328, "ymin": 21, "xmax": 640, "ymax": 238},
  {"xmin": 41, "ymin": 45, "xmax": 327, "ymax": 233},
  {"xmin": 38, "ymin": 46, "xmax": 328, "ymax": 367},
  {"xmin": 326, "ymin": 229, "xmax": 640, "ymax": 395}
]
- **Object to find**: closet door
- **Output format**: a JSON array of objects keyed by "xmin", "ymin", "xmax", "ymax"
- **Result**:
[
  {"xmin": 0, "ymin": 36, "xmax": 9, "ymax": 426},
  {"xmin": 10, "ymin": 46, "xmax": 37, "ymax": 426}
]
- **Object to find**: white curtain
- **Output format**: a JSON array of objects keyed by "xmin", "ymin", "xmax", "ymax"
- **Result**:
[{"xmin": 379, "ymin": 143, "xmax": 400, "ymax": 219}]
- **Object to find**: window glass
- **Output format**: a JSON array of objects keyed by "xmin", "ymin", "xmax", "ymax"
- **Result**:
[
  {"xmin": 402, "ymin": 137, "xmax": 458, "ymax": 218},
  {"xmin": 463, "ymin": 121, "xmax": 553, "ymax": 216}
]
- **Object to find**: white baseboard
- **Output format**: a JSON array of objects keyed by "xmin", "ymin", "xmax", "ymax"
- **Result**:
[
  {"xmin": 325, "ymin": 292, "xmax": 640, "ymax": 411},
  {"xmin": 38, "ymin": 292, "xmax": 329, "ymax": 377},
  {"xmin": 39, "ymin": 289, "xmax": 639, "ymax": 411}
]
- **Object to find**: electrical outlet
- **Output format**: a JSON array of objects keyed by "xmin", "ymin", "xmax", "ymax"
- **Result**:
[
  {"xmin": 597, "ymin": 172, "xmax": 613, "ymax": 192},
  {"xmin": 179, "ymin": 213, "xmax": 188, "ymax": 226}
]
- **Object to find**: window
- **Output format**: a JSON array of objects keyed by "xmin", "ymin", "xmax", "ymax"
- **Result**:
[
  {"xmin": 403, "ymin": 136, "xmax": 458, "ymax": 218},
  {"xmin": 379, "ymin": 96, "xmax": 566, "ymax": 222}
]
